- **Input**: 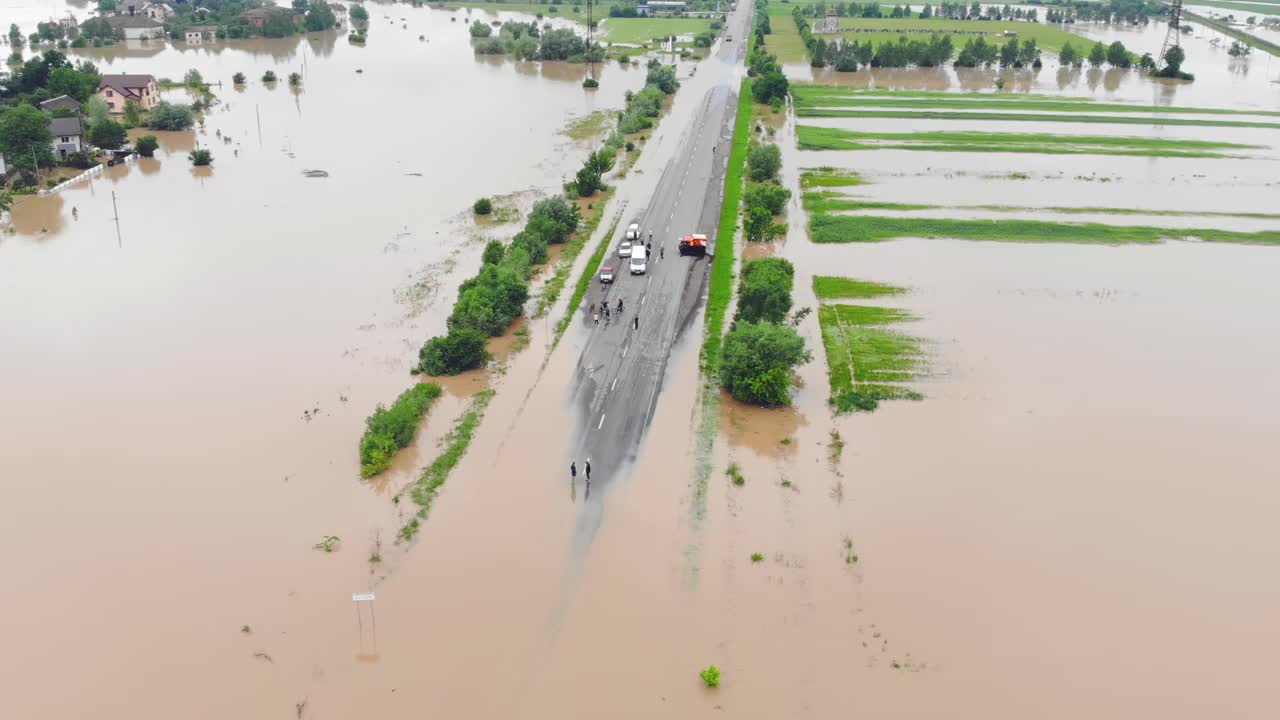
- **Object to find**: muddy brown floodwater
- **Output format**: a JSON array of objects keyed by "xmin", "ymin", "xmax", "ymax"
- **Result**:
[{"xmin": 4, "ymin": 2, "xmax": 1280, "ymax": 718}]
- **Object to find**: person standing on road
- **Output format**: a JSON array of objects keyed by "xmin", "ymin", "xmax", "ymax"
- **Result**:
[
  {"xmin": 585, "ymin": 459, "xmax": 592, "ymax": 483},
  {"xmin": 634, "ymin": 314, "xmax": 639, "ymax": 330},
  {"xmin": 593, "ymin": 312, "xmax": 599, "ymax": 326},
  {"xmin": 617, "ymin": 298, "xmax": 624, "ymax": 314},
  {"xmin": 570, "ymin": 460, "xmax": 577, "ymax": 481},
  {"xmin": 660, "ymin": 244, "xmax": 665, "ymax": 260}
]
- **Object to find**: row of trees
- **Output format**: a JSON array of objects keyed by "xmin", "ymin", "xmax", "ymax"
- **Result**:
[
  {"xmin": 1057, "ymin": 39, "xmax": 1151, "ymax": 69},
  {"xmin": 1043, "ymin": 0, "xmax": 1166, "ymax": 25},
  {"xmin": 721, "ymin": 257, "xmax": 811, "ymax": 407},
  {"xmin": 417, "ymin": 197, "xmax": 580, "ymax": 375},
  {"xmin": 743, "ymin": 142, "xmax": 787, "ymax": 242},
  {"xmin": 473, "ymin": 21, "xmax": 604, "ymax": 63},
  {"xmin": 794, "ymin": 3, "xmax": 1040, "ymax": 22}
]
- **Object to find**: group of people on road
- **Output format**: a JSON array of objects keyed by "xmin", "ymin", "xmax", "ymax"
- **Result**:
[
  {"xmin": 590, "ymin": 296, "xmax": 637, "ymax": 329},
  {"xmin": 570, "ymin": 459, "xmax": 592, "ymax": 486}
]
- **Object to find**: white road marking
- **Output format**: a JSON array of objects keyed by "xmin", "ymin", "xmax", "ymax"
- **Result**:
[
  {"xmin": 623, "ymin": 344, "xmax": 629, "ymax": 358},
  {"xmin": 611, "ymin": 377, "xmax": 618, "ymax": 391},
  {"xmin": 598, "ymin": 414, "xmax": 606, "ymax": 430}
]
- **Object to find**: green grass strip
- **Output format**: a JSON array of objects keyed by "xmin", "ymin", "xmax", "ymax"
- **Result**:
[
  {"xmin": 399, "ymin": 388, "xmax": 496, "ymax": 543},
  {"xmin": 799, "ymin": 167, "xmax": 865, "ymax": 189},
  {"xmin": 794, "ymin": 107, "xmax": 1280, "ymax": 130},
  {"xmin": 554, "ymin": 217, "xmax": 619, "ymax": 346},
  {"xmin": 358, "ymin": 383, "xmax": 443, "ymax": 479},
  {"xmin": 700, "ymin": 77, "xmax": 753, "ymax": 377},
  {"xmin": 805, "ymin": 194, "xmax": 1280, "ymax": 220},
  {"xmin": 817, "ymin": 304, "xmax": 925, "ymax": 413},
  {"xmin": 792, "ymin": 86, "xmax": 1096, "ymax": 103},
  {"xmin": 814, "ymin": 275, "xmax": 907, "ymax": 300},
  {"xmin": 809, "ymin": 213, "xmax": 1280, "ymax": 245}
]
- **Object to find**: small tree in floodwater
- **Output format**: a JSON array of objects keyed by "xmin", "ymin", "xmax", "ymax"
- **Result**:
[
  {"xmin": 262, "ymin": 70, "xmax": 278, "ymax": 83},
  {"xmin": 288, "ymin": 72, "xmax": 302, "ymax": 87},
  {"xmin": 189, "ymin": 148, "xmax": 213, "ymax": 166}
]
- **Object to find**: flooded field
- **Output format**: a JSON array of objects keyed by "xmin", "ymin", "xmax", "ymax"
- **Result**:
[{"xmin": 4, "ymin": 2, "xmax": 1280, "ymax": 718}]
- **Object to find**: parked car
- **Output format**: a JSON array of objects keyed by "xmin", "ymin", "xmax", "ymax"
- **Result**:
[
  {"xmin": 625, "ymin": 222, "xmax": 641, "ymax": 241},
  {"xmin": 618, "ymin": 240, "xmax": 633, "ymax": 258},
  {"xmin": 600, "ymin": 265, "xmax": 615, "ymax": 283},
  {"xmin": 629, "ymin": 245, "xmax": 647, "ymax": 275}
]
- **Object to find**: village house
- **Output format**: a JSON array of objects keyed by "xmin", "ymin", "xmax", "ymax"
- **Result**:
[
  {"xmin": 39, "ymin": 95, "xmax": 83, "ymax": 113},
  {"xmin": 638, "ymin": 1, "xmax": 688, "ymax": 16},
  {"xmin": 96, "ymin": 74, "xmax": 160, "ymax": 114},
  {"xmin": 58, "ymin": 13, "xmax": 79, "ymax": 33},
  {"xmin": 142, "ymin": 2, "xmax": 175, "ymax": 22},
  {"xmin": 184, "ymin": 25, "xmax": 219, "ymax": 43},
  {"xmin": 50, "ymin": 117, "xmax": 85, "ymax": 158},
  {"xmin": 240, "ymin": 7, "xmax": 303, "ymax": 29},
  {"xmin": 105, "ymin": 14, "xmax": 165, "ymax": 41}
]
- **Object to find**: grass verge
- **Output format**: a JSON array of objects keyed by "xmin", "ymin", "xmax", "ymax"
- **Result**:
[
  {"xmin": 358, "ymin": 383, "xmax": 443, "ymax": 479},
  {"xmin": 554, "ymin": 217, "xmax": 620, "ymax": 346},
  {"xmin": 398, "ymin": 389, "xmax": 496, "ymax": 543},
  {"xmin": 796, "ymin": 125, "xmax": 1258, "ymax": 158},
  {"xmin": 700, "ymin": 78, "xmax": 753, "ymax": 376},
  {"xmin": 818, "ymin": 303, "xmax": 925, "ymax": 413},
  {"xmin": 813, "ymin": 275, "xmax": 906, "ymax": 300},
  {"xmin": 794, "ymin": 108, "xmax": 1280, "ymax": 130},
  {"xmin": 799, "ymin": 166, "xmax": 865, "ymax": 189},
  {"xmin": 603, "ymin": 17, "xmax": 712, "ymax": 44},
  {"xmin": 535, "ymin": 189, "xmax": 615, "ymax": 318},
  {"xmin": 809, "ymin": 213, "xmax": 1280, "ymax": 245}
]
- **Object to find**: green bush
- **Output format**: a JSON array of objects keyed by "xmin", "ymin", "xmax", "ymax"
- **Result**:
[
  {"xmin": 736, "ymin": 257, "xmax": 794, "ymax": 324},
  {"xmin": 481, "ymin": 238, "xmax": 505, "ymax": 266},
  {"xmin": 147, "ymin": 102, "xmax": 195, "ymax": 131},
  {"xmin": 528, "ymin": 196, "xmax": 580, "ymax": 242},
  {"xmin": 700, "ymin": 665, "xmax": 721, "ymax": 688},
  {"xmin": 358, "ymin": 383, "xmax": 443, "ymax": 478},
  {"xmin": 232, "ymin": 72, "xmax": 246, "ymax": 84},
  {"xmin": 720, "ymin": 321, "xmax": 810, "ymax": 406},
  {"xmin": 746, "ymin": 142, "xmax": 781, "ymax": 182},
  {"xmin": 418, "ymin": 328, "xmax": 490, "ymax": 376},
  {"xmin": 188, "ymin": 148, "xmax": 213, "ymax": 166},
  {"xmin": 135, "ymin": 135, "xmax": 159, "ymax": 157},
  {"xmin": 89, "ymin": 119, "xmax": 127, "ymax": 150},
  {"xmin": 63, "ymin": 151, "xmax": 94, "ymax": 169},
  {"xmin": 474, "ymin": 197, "xmax": 493, "ymax": 215},
  {"xmin": 469, "ymin": 20, "xmax": 492, "ymax": 38},
  {"xmin": 263, "ymin": 70, "xmax": 278, "ymax": 82},
  {"xmin": 743, "ymin": 182, "xmax": 790, "ymax": 215}
]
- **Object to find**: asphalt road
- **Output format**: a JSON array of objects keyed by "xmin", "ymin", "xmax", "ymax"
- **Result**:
[{"xmin": 567, "ymin": 4, "xmax": 752, "ymax": 490}]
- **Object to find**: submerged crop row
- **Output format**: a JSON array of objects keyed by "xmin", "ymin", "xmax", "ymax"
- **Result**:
[
  {"xmin": 817, "ymin": 300, "xmax": 926, "ymax": 413},
  {"xmin": 793, "ymin": 108, "xmax": 1280, "ymax": 130},
  {"xmin": 802, "ymin": 194, "xmax": 1280, "ymax": 221},
  {"xmin": 790, "ymin": 85, "xmax": 1280, "ymax": 118},
  {"xmin": 796, "ymin": 125, "xmax": 1260, "ymax": 158}
]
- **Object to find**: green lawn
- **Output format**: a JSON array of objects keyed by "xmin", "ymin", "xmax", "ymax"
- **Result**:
[
  {"xmin": 1183, "ymin": 0, "xmax": 1280, "ymax": 15},
  {"xmin": 441, "ymin": 1, "xmax": 625, "ymax": 17},
  {"xmin": 603, "ymin": 17, "xmax": 712, "ymax": 44},
  {"xmin": 766, "ymin": 13, "xmax": 1099, "ymax": 63}
]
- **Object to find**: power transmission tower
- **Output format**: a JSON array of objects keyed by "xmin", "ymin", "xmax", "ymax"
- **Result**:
[
  {"xmin": 587, "ymin": 0, "xmax": 595, "ymax": 83},
  {"xmin": 1158, "ymin": 0, "xmax": 1183, "ymax": 72}
]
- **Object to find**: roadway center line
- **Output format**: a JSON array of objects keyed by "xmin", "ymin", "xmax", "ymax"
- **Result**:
[
  {"xmin": 611, "ymin": 377, "xmax": 618, "ymax": 391},
  {"xmin": 623, "ymin": 344, "xmax": 629, "ymax": 358},
  {"xmin": 598, "ymin": 413, "xmax": 606, "ymax": 430}
]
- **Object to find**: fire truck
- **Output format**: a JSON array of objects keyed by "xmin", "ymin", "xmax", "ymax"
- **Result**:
[{"xmin": 678, "ymin": 233, "xmax": 707, "ymax": 257}]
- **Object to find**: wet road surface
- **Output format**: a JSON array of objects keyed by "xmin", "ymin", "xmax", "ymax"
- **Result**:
[{"xmin": 567, "ymin": 6, "xmax": 751, "ymax": 493}]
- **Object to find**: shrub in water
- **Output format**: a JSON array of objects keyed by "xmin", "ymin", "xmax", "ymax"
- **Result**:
[
  {"xmin": 700, "ymin": 665, "xmax": 721, "ymax": 688},
  {"xmin": 418, "ymin": 327, "xmax": 491, "ymax": 376},
  {"xmin": 473, "ymin": 197, "xmax": 493, "ymax": 215},
  {"xmin": 135, "ymin": 135, "xmax": 159, "ymax": 157},
  {"xmin": 358, "ymin": 383, "xmax": 443, "ymax": 478}
]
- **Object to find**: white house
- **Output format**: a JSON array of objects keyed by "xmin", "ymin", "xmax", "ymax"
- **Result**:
[
  {"xmin": 50, "ymin": 117, "xmax": 85, "ymax": 158},
  {"xmin": 142, "ymin": 3, "xmax": 175, "ymax": 22},
  {"xmin": 184, "ymin": 25, "xmax": 219, "ymax": 43},
  {"xmin": 105, "ymin": 14, "xmax": 165, "ymax": 40}
]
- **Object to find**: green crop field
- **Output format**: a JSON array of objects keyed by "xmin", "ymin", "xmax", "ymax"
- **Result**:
[
  {"xmin": 795, "ymin": 107, "xmax": 1280, "ymax": 130},
  {"xmin": 1184, "ymin": 0, "xmax": 1280, "ymax": 15},
  {"xmin": 603, "ymin": 17, "xmax": 713, "ymax": 43},
  {"xmin": 817, "ymin": 303, "xmax": 925, "ymax": 412},
  {"xmin": 813, "ymin": 275, "xmax": 907, "ymax": 300}
]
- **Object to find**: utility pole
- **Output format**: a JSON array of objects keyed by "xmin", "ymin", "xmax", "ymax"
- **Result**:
[
  {"xmin": 111, "ymin": 190, "xmax": 122, "ymax": 248},
  {"xmin": 587, "ymin": 0, "xmax": 595, "ymax": 83}
]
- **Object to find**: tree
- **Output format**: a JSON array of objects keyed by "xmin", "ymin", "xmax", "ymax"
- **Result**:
[
  {"xmin": 147, "ymin": 102, "xmax": 195, "ymax": 130},
  {"xmin": 736, "ymin": 258, "xmax": 794, "ymax": 323},
  {"xmin": 89, "ymin": 119, "xmax": 127, "ymax": 150},
  {"xmin": 288, "ymin": 72, "xmax": 303, "ymax": 86},
  {"xmin": 1088, "ymin": 41, "xmax": 1106, "ymax": 67},
  {"xmin": 527, "ymin": 197, "xmax": 579, "ymax": 241},
  {"xmin": 744, "ymin": 183, "xmax": 791, "ymax": 215},
  {"xmin": 233, "ymin": 72, "xmax": 247, "ymax": 84},
  {"xmin": 539, "ymin": 28, "xmax": 585, "ymax": 60},
  {"xmin": 0, "ymin": 191, "xmax": 13, "ymax": 219},
  {"xmin": 744, "ymin": 205, "xmax": 784, "ymax": 242},
  {"xmin": 470, "ymin": 20, "xmax": 493, "ymax": 38},
  {"xmin": 1058, "ymin": 42, "xmax": 1080, "ymax": 67},
  {"xmin": 261, "ymin": 13, "xmax": 296, "ymax": 38},
  {"xmin": 46, "ymin": 66, "xmax": 96, "ymax": 101},
  {"xmin": 481, "ymin": 238, "xmax": 505, "ymax": 265},
  {"xmin": 293, "ymin": 0, "xmax": 311, "ymax": 12},
  {"xmin": 746, "ymin": 142, "xmax": 782, "ymax": 182},
  {"xmin": 720, "ymin": 321, "xmax": 811, "ymax": 406},
  {"xmin": 350, "ymin": 4, "xmax": 369, "ymax": 23},
  {"xmin": 418, "ymin": 328, "xmax": 490, "ymax": 375},
  {"xmin": 1106, "ymin": 40, "xmax": 1131, "ymax": 68},
  {"xmin": 85, "ymin": 96, "xmax": 111, "ymax": 126},
  {"xmin": 999, "ymin": 37, "xmax": 1019, "ymax": 67},
  {"xmin": 263, "ymin": 70, "xmax": 278, "ymax": 83},
  {"xmin": 189, "ymin": 148, "xmax": 213, "ymax": 166},
  {"xmin": 645, "ymin": 60, "xmax": 679, "ymax": 94},
  {"xmin": 752, "ymin": 70, "xmax": 789, "ymax": 105},
  {"xmin": 1139, "ymin": 52, "xmax": 1155, "ymax": 70},
  {"xmin": 97, "ymin": 0, "xmax": 118, "ymax": 12},
  {"xmin": 135, "ymin": 135, "xmax": 159, "ymax": 157},
  {"xmin": 474, "ymin": 198, "xmax": 494, "ymax": 216},
  {"xmin": 0, "ymin": 105, "xmax": 54, "ymax": 171},
  {"xmin": 123, "ymin": 100, "xmax": 143, "ymax": 127}
]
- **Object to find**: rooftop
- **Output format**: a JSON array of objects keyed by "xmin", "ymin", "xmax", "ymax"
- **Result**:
[
  {"xmin": 50, "ymin": 116, "xmax": 84, "ymax": 137},
  {"xmin": 105, "ymin": 15, "xmax": 164, "ymax": 29}
]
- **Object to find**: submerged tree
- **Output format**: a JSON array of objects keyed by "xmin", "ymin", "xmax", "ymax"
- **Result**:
[{"xmin": 189, "ymin": 148, "xmax": 213, "ymax": 166}]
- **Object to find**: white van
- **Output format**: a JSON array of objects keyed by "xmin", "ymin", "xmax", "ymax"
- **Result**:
[{"xmin": 629, "ymin": 244, "xmax": 647, "ymax": 275}]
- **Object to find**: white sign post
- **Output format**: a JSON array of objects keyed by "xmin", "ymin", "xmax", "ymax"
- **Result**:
[{"xmin": 353, "ymin": 591, "xmax": 377, "ymax": 655}]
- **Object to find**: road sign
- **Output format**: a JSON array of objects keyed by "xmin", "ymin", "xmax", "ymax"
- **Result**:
[{"xmin": 352, "ymin": 592, "xmax": 375, "ymax": 602}]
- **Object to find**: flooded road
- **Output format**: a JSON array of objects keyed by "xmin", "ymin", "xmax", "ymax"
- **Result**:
[{"xmin": 5, "ymin": 2, "xmax": 1280, "ymax": 718}]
